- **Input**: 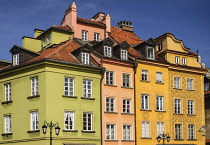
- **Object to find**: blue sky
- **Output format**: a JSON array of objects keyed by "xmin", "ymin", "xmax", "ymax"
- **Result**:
[{"xmin": 1, "ymin": 0, "xmax": 210, "ymax": 66}]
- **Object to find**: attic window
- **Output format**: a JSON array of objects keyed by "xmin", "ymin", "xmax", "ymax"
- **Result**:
[
  {"xmin": 121, "ymin": 50, "xmax": 128, "ymax": 60},
  {"xmin": 147, "ymin": 47, "xmax": 155, "ymax": 59},
  {"xmin": 42, "ymin": 33, "xmax": 51, "ymax": 47},
  {"xmin": 157, "ymin": 42, "xmax": 162, "ymax": 51},
  {"xmin": 82, "ymin": 52, "xmax": 89, "ymax": 64},
  {"xmin": 104, "ymin": 46, "xmax": 112, "ymax": 57},
  {"xmin": 13, "ymin": 54, "xmax": 19, "ymax": 66}
]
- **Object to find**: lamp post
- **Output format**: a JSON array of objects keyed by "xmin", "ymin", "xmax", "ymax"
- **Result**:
[
  {"xmin": 42, "ymin": 120, "xmax": 61, "ymax": 145},
  {"xmin": 156, "ymin": 132, "xmax": 170, "ymax": 145}
]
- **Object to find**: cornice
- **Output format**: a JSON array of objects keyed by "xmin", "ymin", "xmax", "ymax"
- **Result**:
[
  {"xmin": 169, "ymin": 65, "xmax": 207, "ymax": 74},
  {"xmin": 159, "ymin": 50, "xmax": 197, "ymax": 57}
]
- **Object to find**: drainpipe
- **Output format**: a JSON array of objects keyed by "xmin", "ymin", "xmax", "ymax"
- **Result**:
[{"xmin": 134, "ymin": 57, "xmax": 138, "ymax": 145}]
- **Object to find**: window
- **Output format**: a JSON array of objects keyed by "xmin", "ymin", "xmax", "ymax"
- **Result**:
[
  {"xmin": 156, "ymin": 96, "xmax": 163, "ymax": 111},
  {"xmin": 104, "ymin": 46, "xmax": 112, "ymax": 57},
  {"xmin": 141, "ymin": 95, "xmax": 149, "ymax": 110},
  {"xmin": 123, "ymin": 99, "xmax": 131, "ymax": 113},
  {"xmin": 122, "ymin": 73, "xmax": 130, "ymax": 87},
  {"xmin": 182, "ymin": 58, "xmax": 187, "ymax": 65},
  {"xmin": 64, "ymin": 77, "xmax": 74, "ymax": 96},
  {"xmin": 123, "ymin": 125, "xmax": 131, "ymax": 140},
  {"xmin": 175, "ymin": 56, "xmax": 180, "ymax": 64},
  {"xmin": 175, "ymin": 124, "xmax": 182, "ymax": 139},
  {"xmin": 142, "ymin": 122, "xmax": 150, "ymax": 138},
  {"xmin": 4, "ymin": 115, "xmax": 11, "ymax": 133},
  {"xmin": 31, "ymin": 77, "xmax": 38, "ymax": 96},
  {"xmin": 13, "ymin": 54, "xmax": 19, "ymax": 66},
  {"xmin": 205, "ymin": 82, "xmax": 209, "ymax": 91},
  {"xmin": 188, "ymin": 100, "xmax": 194, "ymax": 115},
  {"xmin": 174, "ymin": 99, "xmax": 181, "ymax": 114},
  {"xmin": 121, "ymin": 50, "xmax": 128, "ymax": 60},
  {"xmin": 83, "ymin": 112, "xmax": 92, "ymax": 131},
  {"xmin": 157, "ymin": 122, "xmax": 164, "ymax": 137},
  {"xmin": 5, "ymin": 83, "xmax": 11, "ymax": 101},
  {"xmin": 64, "ymin": 111, "xmax": 74, "ymax": 130},
  {"xmin": 30, "ymin": 111, "xmax": 38, "ymax": 130},
  {"xmin": 106, "ymin": 71, "xmax": 114, "ymax": 85},
  {"xmin": 47, "ymin": 33, "xmax": 52, "ymax": 45},
  {"xmin": 187, "ymin": 79, "xmax": 193, "ymax": 90},
  {"xmin": 81, "ymin": 52, "xmax": 89, "ymax": 64},
  {"xmin": 94, "ymin": 33, "xmax": 100, "ymax": 41},
  {"xmin": 157, "ymin": 42, "xmax": 162, "ymax": 51},
  {"xmin": 82, "ymin": 30, "xmax": 88, "ymax": 41},
  {"xmin": 43, "ymin": 37, "xmax": 47, "ymax": 47},
  {"xmin": 174, "ymin": 77, "xmax": 180, "ymax": 89},
  {"xmin": 83, "ymin": 79, "xmax": 92, "ymax": 98},
  {"xmin": 188, "ymin": 124, "xmax": 195, "ymax": 139},
  {"xmin": 147, "ymin": 47, "xmax": 155, "ymax": 59},
  {"xmin": 156, "ymin": 72, "xmax": 163, "ymax": 83},
  {"xmin": 106, "ymin": 124, "xmax": 115, "ymax": 140},
  {"xmin": 141, "ymin": 70, "xmax": 148, "ymax": 81},
  {"xmin": 106, "ymin": 98, "xmax": 115, "ymax": 112}
]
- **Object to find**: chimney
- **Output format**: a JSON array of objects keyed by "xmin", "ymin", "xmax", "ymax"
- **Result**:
[
  {"xmin": 92, "ymin": 12, "xmax": 105, "ymax": 22},
  {"xmin": 102, "ymin": 14, "xmax": 111, "ymax": 33},
  {"xmin": 118, "ymin": 21, "xmax": 133, "ymax": 32},
  {"xmin": 61, "ymin": 2, "xmax": 77, "ymax": 32}
]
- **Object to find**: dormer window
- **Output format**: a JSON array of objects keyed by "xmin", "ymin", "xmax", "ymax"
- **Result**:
[
  {"xmin": 82, "ymin": 52, "xmax": 89, "ymax": 64},
  {"xmin": 147, "ymin": 47, "xmax": 155, "ymax": 59},
  {"xmin": 157, "ymin": 42, "xmax": 162, "ymax": 51},
  {"xmin": 104, "ymin": 46, "xmax": 112, "ymax": 57},
  {"xmin": 121, "ymin": 50, "xmax": 128, "ymax": 60},
  {"xmin": 42, "ymin": 33, "xmax": 51, "ymax": 48},
  {"xmin": 13, "ymin": 54, "xmax": 19, "ymax": 66},
  {"xmin": 182, "ymin": 58, "xmax": 187, "ymax": 65},
  {"xmin": 82, "ymin": 30, "xmax": 88, "ymax": 41}
]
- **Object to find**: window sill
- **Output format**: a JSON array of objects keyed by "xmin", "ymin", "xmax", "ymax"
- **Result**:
[
  {"xmin": 140, "ymin": 109, "xmax": 152, "ymax": 112},
  {"xmin": 27, "ymin": 95, "xmax": 40, "ymax": 99},
  {"xmin": 121, "ymin": 86, "xmax": 133, "ymax": 89},
  {"xmin": 173, "ymin": 88, "xmax": 182, "ymax": 90},
  {"xmin": 156, "ymin": 82, "xmax": 164, "ymax": 85},
  {"xmin": 27, "ymin": 130, "xmax": 40, "ymax": 133},
  {"xmin": 104, "ymin": 140, "xmax": 118, "ymax": 142},
  {"xmin": 121, "ymin": 113, "xmax": 134, "ymax": 115},
  {"xmin": 173, "ymin": 113, "xmax": 184, "ymax": 115},
  {"xmin": 187, "ymin": 89, "xmax": 195, "ymax": 91},
  {"xmin": 121, "ymin": 140, "xmax": 135, "ymax": 142},
  {"xmin": 104, "ymin": 84, "xmax": 117, "ymax": 87},
  {"xmin": 81, "ymin": 130, "xmax": 95, "ymax": 133},
  {"xmin": 187, "ymin": 114, "xmax": 196, "ymax": 116},
  {"xmin": 141, "ymin": 137, "xmax": 152, "ymax": 139},
  {"xmin": 1, "ymin": 100, "xmax": 13, "ymax": 104},
  {"xmin": 81, "ymin": 97, "xmax": 95, "ymax": 100},
  {"xmin": 174, "ymin": 139, "xmax": 184, "ymax": 141},
  {"xmin": 2, "ymin": 133, "xmax": 12, "ymax": 136},
  {"xmin": 187, "ymin": 139, "xmax": 197, "ymax": 141},
  {"xmin": 155, "ymin": 110, "xmax": 166, "ymax": 113},
  {"xmin": 104, "ymin": 111, "xmax": 118, "ymax": 114},
  {"xmin": 140, "ymin": 80, "xmax": 150, "ymax": 83},
  {"xmin": 62, "ymin": 95, "xmax": 77, "ymax": 98},
  {"xmin": 63, "ymin": 130, "xmax": 78, "ymax": 132}
]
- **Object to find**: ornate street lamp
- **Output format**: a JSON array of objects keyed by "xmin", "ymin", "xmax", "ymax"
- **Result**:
[
  {"xmin": 156, "ymin": 132, "xmax": 170, "ymax": 144},
  {"xmin": 42, "ymin": 121, "xmax": 61, "ymax": 145}
]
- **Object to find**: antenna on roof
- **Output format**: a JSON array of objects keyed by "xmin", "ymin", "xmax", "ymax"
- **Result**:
[{"xmin": 196, "ymin": 49, "xmax": 199, "ymax": 55}]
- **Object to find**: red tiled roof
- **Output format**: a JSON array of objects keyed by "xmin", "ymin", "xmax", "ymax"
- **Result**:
[
  {"xmin": 128, "ymin": 47, "xmax": 143, "ymax": 58},
  {"xmin": 205, "ymin": 90, "xmax": 210, "ymax": 95},
  {"xmin": 51, "ymin": 25, "xmax": 72, "ymax": 32},
  {"xmin": 77, "ymin": 17, "xmax": 105, "ymax": 27},
  {"xmin": 109, "ymin": 26, "xmax": 143, "ymax": 46}
]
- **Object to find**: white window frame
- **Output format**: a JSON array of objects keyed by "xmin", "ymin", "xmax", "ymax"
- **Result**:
[
  {"xmin": 83, "ymin": 112, "xmax": 92, "ymax": 131},
  {"xmin": 175, "ymin": 56, "xmax": 180, "ymax": 64},
  {"xmin": 123, "ymin": 125, "xmax": 131, "ymax": 140},
  {"xmin": 106, "ymin": 97, "xmax": 115, "ymax": 112},
  {"xmin": 30, "ymin": 111, "xmax": 38, "ymax": 130},
  {"xmin": 188, "ymin": 124, "xmax": 195, "ymax": 139},
  {"xmin": 174, "ymin": 77, "xmax": 180, "ymax": 89},
  {"xmin": 82, "ymin": 30, "xmax": 88, "ymax": 41},
  {"xmin": 187, "ymin": 78, "xmax": 193, "ymax": 90},
  {"xmin": 174, "ymin": 99, "xmax": 181, "ymax": 114},
  {"xmin": 83, "ymin": 79, "xmax": 92, "ymax": 98},
  {"xmin": 13, "ymin": 54, "xmax": 19, "ymax": 66},
  {"xmin": 156, "ymin": 72, "xmax": 163, "ymax": 83},
  {"xmin": 157, "ymin": 122, "xmax": 164, "ymax": 137},
  {"xmin": 94, "ymin": 32, "xmax": 100, "ymax": 41},
  {"xmin": 182, "ymin": 57, "xmax": 187, "ymax": 65},
  {"xmin": 147, "ymin": 47, "xmax": 155, "ymax": 59},
  {"xmin": 106, "ymin": 71, "xmax": 114, "ymax": 85},
  {"xmin": 31, "ymin": 77, "xmax": 38, "ymax": 96},
  {"xmin": 205, "ymin": 82, "xmax": 209, "ymax": 91},
  {"xmin": 104, "ymin": 46, "xmax": 112, "ymax": 57},
  {"xmin": 106, "ymin": 124, "xmax": 115, "ymax": 140},
  {"xmin": 122, "ymin": 73, "xmax": 130, "ymax": 87},
  {"xmin": 188, "ymin": 100, "xmax": 194, "ymax": 115},
  {"xmin": 64, "ymin": 111, "xmax": 74, "ymax": 130},
  {"xmin": 4, "ymin": 115, "xmax": 11, "ymax": 133},
  {"xmin": 142, "ymin": 70, "xmax": 148, "ymax": 81},
  {"xmin": 156, "ymin": 96, "xmax": 163, "ymax": 111},
  {"xmin": 81, "ymin": 52, "xmax": 89, "ymax": 64},
  {"xmin": 64, "ymin": 77, "xmax": 74, "ymax": 96},
  {"xmin": 5, "ymin": 83, "xmax": 11, "ymax": 101},
  {"xmin": 175, "ymin": 124, "xmax": 182, "ymax": 139},
  {"xmin": 142, "ymin": 121, "xmax": 150, "ymax": 138},
  {"xmin": 141, "ymin": 94, "xmax": 149, "ymax": 110},
  {"xmin": 121, "ymin": 50, "xmax": 128, "ymax": 60},
  {"xmin": 122, "ymin": 99, "xmax": 131, "ymax": 113}
]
